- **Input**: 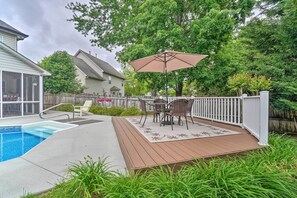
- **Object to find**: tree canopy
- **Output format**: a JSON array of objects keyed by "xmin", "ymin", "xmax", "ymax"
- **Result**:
[
  {"xmin": 67, "ymin": 0, "xmax": 296, "ymax": 110},
  {"xmin": 66, "ymin": 0, "xmax": 255, "ymax": 96},
  {"xmin": 230, "ymin": 0, "xmax": 297, "ymax": 110},
  {"xmin": 39, "ymin": 51, "xmax": 85, "ymax": 94}
]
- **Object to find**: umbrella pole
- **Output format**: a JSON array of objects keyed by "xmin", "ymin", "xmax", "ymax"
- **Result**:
[
  {"xmin": 164, "ymin": 53, "xmax": 168, "ymax": 102},
  {"xmin": 165, "ymin": 67, "xmax": 168, "ymax": 102}
]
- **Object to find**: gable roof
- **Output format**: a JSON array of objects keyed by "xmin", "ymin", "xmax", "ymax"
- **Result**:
[
  {"xmin": 0, "ymin": 42, "xmax": 50, "ymax": 76},
  {"xmin": 72, "ymin": 56, "xmax": 105, "ymax": 81},
  {"xmin": 0, "ymin": 20, "xmax": 28, "ymax": 40},
  {"xmin": 77, "ymin": 50, "xmax": 125, "ymax": 80},
  {"xmin": 110, "ymin": 86, "xmax": 121, "ymax": 91}
]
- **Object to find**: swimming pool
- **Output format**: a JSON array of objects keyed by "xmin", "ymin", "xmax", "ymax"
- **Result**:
[{"xmin": 0, "ymin": 121, "xmax": 77, "ymax": 162}]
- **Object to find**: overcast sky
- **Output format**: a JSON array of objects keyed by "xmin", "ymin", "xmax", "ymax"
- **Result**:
[{"xmin": 0, "ymin": 0, "xmax": 121, "ymax": 70}]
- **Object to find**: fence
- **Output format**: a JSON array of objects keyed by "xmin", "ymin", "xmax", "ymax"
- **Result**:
[
  {"xmin": 44, "ymin": 92, "xmax": 270, "ymax": 145},
  {"xmin": 269, "ymin": 108, "xmax": 297, "ymax": 135}
]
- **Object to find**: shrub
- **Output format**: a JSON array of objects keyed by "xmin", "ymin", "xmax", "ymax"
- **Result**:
[
  {"xmin": 89, "ymin": 105, "xmax": 141, "ymax": 116},
  {"xmin": 54, "ymin": 104, "xmax": 74, "ymax": 112},
  {"xmin": 107, "ymin": 106, "xmax": 125, "ymax": 116},
  {"xmin": 120, "ymin": 106, "xmax": 141, "ymax": 116},
  {"xmin": 89, "ymin": 105, "xmax": 108, "ymax": 115}
]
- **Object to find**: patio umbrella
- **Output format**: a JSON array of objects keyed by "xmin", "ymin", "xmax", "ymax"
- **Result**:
[{"xmin": 129, "ymin": 50, "xmax": 208, "ymax": 100}]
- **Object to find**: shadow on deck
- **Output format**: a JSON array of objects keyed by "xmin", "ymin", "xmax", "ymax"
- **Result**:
[{"xmin": 112, "ymin": 117, "xmax": 261, "ymax": 174}]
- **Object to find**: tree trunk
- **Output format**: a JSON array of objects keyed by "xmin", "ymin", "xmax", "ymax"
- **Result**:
[{"xmin": 175, "ymin": 81, "xmax": 183, "ymax": 96}]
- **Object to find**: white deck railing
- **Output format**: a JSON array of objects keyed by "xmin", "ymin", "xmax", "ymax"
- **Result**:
[
  {"xmin": 96, "ymin": 92, "xmax": 269, "ymax": 145},
  {"xmin": 192, "ymin": 97, "xmax": 242, "ymax": 126},
  {"xmin": 242, "ymin": 92, "xmax": 269, "ymax": 145}
]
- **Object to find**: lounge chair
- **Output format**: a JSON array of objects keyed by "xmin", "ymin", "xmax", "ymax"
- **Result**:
[{"xmin": 74, "ymin": 100, "xmax": 93, "ymax": 116}]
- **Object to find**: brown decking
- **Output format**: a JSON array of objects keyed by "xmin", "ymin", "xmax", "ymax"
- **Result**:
[{"xmin": 112, "ymin": 117, "xmax": 261, "ymax": 174}]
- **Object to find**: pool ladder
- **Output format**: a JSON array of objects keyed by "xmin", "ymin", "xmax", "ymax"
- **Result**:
[{"xmin": 39, "ymin": 103, "xmax": 75, "ymax": 120}]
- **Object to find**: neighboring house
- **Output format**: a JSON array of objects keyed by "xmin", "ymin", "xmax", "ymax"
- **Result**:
[
  {"xmin": 73, "ymin": 50, "xmax": 125, "ymax": 96},
  {"xmin": 0, "ymin": 20, "xmax": 50, "ymax": 118}
]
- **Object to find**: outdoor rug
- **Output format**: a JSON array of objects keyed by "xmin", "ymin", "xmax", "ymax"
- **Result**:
[{"xmin": 126, "ymin": 117, "xmax": 240, "ymax": 143}]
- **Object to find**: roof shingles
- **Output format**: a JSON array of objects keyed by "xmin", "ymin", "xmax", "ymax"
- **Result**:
[
  {"xmin": 72, "ymin": 56, "xmax": 105, "ymax": 81},
  {"xmin": 80, "ymin": 50, "xmax": 125, "ymax": 80},
  {"xmin": 0, "ymin": 20, "xmax": 28, "ymax": 40}
]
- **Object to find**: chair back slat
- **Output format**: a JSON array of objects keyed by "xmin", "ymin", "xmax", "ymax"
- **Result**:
[
  {"xmin": 170, "ymin": 99, "xmax": 188, "ymax": 115},
  {"xmin": 82, "ymin": 100, "xmax": 93, "ymax": 112},
  {"xmin": 154, "ymin": 98, "xmax": 166, "ymax": 112},
  {"xmin": 139, "ymin": 98, "xmax": 147, "ymax": 113},
  {"xmin": 187, "ymin": 98, "xmax": 194, "ymax": 112}
]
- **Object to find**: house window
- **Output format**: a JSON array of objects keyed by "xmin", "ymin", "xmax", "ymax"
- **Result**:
[
  {"xmin": 2, "ymin": 81, "xmax": 6, "ymax": 93},
  {"xmin": 108, "ymin": 76, "xmax": 111, "ymax": 84}
]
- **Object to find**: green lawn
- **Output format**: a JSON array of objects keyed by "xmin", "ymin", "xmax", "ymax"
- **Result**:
[{"xmin": 25, "ymin": 134, "xmax": 297, "ymax": 198}]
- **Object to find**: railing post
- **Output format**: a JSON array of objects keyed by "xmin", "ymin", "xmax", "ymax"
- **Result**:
[
  {"xmin": 241, "ymin": 94, "xmax": 247, "ymax": 128},
  {"xmin": 259, "ymin": 91, "xmax": 269, "ymax": 146}
]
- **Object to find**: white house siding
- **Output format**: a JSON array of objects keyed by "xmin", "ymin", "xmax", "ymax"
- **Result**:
[
  {"xmin": 76, "ymin": 52, "xmax": 104, "ymax": 77},
  {"xmin": 85, "ymin": 78, "xmax": 103, "ymax": 94},
  {"xmin": 75, "ymin": 67, "xmax": 86, "ymax": 86},
  {"xmin": 0, "ymin": 31, "xmax": 17, "ymax": 50},
  {"xmin": 0, "ymin": 48, "xmax": 41, "ymax": 75},
  {"xmin": 101, "ymin": 73, "xmax": 124, "ymax": 96}
]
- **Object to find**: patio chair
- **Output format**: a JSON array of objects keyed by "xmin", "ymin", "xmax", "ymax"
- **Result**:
[
  {"xmin": 187, "ymin": 98, "xmax": 194, "ymax": 124},
  {"xmin": 74, "ymin": 100, "xmax": 93, "ymax": 116},
  {"xmin": 139, "ymin": 98, "xmax": 155, "ymax": 127},
  {"xmin": 162, "ymin": 99, "xmax": 189, "ymax": 130},
  {"xmin": 153, "ymin": 98, "xmax": 166, "ymax": 122}
]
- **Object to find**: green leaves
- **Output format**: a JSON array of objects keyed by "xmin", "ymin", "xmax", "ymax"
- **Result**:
[
  {"xmin": 227, "ymin": 73, "xmax": 272, "ymax": 96},
  {"xmin": 35, "ymin": 134, "xmax": 297, "ymax": 198},
  {"xmin": 67, "ymin": 0, "xmax": 255, "ymax": 96},
  {"xmin": 227, "ymin": 73, "xmax": 251, "ymax": 96},
  {"xmin": 38, "ymin": 51, "xmax": 85, "ymax": 94}
]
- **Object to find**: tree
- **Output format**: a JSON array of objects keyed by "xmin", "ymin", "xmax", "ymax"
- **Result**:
[
  {"xmin": 227, "ymin": 73, "xmax": 272, "ymax": 96},
  {"xmin": 66, "ymin": 0, "xmax": 255, "ymax": 96},
  {"xmin": 237, "ymin": 0, "xmax": 297, "ymax": 110},
  {"xmin": 123, "ymin": 66, "xmax": 150, "ymax": 96},
  {"xmin": 39, "ymin": 51, "xmax": 85, "ymax": 94},
  {"xmin": 249, "ymin": 75, "xmax": 272, "ymax": 95},
  {"xmin": 227, "ymin": 73, "xmax": 251, "ymax": 96}
]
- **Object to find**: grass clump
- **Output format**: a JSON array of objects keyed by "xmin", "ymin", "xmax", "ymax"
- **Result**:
[
  {"xmin": 102, "ymin": 172, "xmax": 153, "ymax": 198},
  {"xmin": 43, "ymin": 156, "xmax": 113, "ymax": 198},
  {"xmin": 67, "ymin": 156, "xmax": 113, "ymax": 198},
  {"xmin": 27, "ymin": 134, "xmax": 297, "ymax": 198}
]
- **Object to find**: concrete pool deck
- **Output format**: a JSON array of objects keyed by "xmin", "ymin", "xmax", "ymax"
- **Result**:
[{"xmin": 0, "ymin": 113, "xmax": 126, "ymax": 198}]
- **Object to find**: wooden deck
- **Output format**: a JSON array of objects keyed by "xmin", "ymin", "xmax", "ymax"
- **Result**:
[{"xmin": 112, "ymin": 117, "xmax": 261, "ymax": 174}]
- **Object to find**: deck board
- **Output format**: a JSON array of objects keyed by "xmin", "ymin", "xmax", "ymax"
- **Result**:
[
  {"xmin": 113, "ymin": 117, "xmax": 262, "ymax": 173},
  {"xmin": 119, "ymin": 118, "xmax": 167, "ymax": 166}
]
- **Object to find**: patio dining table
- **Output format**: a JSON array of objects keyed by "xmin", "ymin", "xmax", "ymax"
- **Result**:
[
  {"xmin": 146, "ymin": 100, "xmax": 182, "ymax": 126},
  {"xmin": 144, "ymin": 99, "xmax": 170, "ymax": 123}
]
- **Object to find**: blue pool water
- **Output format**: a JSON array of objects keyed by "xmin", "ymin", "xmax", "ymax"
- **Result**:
[{"xmin": 0, "ymin": 121, "xmax": 77, "ymax": 162}]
